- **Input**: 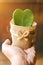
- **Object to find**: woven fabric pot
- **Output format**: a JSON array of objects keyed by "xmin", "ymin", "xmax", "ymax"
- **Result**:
[{"xmin": 10, "ymin": 19, "xmax": 37, "ymax": 49}]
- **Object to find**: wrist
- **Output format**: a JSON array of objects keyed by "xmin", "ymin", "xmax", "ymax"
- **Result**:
[{"xmin": 10, "ymin": 56, "xmax": 15, "ymax": 65}]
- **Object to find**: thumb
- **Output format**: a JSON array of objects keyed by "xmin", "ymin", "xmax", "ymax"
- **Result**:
[
  {"xmin": 2, "ymin": 39, "xmax": 12, "ymax": 61},
  {"xmin": 2, "ymin": 39, "xmax": 11, "ymax": 46},
  {"xmin": 2, "ymin": 39, "xmax": 11, "ymax": 53},
  {"xmin": 2, "ymin": 39, "xmax": 11, "ymax": 51}
]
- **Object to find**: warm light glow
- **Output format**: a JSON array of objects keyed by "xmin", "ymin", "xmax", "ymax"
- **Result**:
[
  {"xmin": 0, "ymin": 0, "xmax": 6, "ymax": 2},
  {"xmin": 0, "ymin": 0, "xmax": 11, "ymax": 2},
  {"xmin": 0, "ymin": 0, "xmax": 32, "ymax": 3},
  {"xmin": 0, "ymin": 0, "xmax": 14, "ymax": 2},
  {"xmin": 0, "ymin": 0, "xmax": 21, "ymax": 3}
]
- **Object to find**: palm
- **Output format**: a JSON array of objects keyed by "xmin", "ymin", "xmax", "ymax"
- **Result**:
[{"xmin": 2, "ymin": 39, "xmax": 36, "ymax": 65}]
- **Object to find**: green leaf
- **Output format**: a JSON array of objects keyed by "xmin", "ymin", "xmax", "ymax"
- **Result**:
[
  {"xmin": 23, "ymin": 9, "xmax": 34, "ymax": 26},
  {"xmin": 13, "ymin": 9, "xmax": 34, "ymax": 26}
]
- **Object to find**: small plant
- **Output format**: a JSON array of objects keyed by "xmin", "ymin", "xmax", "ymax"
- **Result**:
[{"xmin": 12, "ymin": 9, "xmax": 34, "ymax": 26}]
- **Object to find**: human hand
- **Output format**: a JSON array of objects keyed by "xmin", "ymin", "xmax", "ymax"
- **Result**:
[{"xmin": 2, "ymin": 39, "xmax": 36, "ymax": 65}]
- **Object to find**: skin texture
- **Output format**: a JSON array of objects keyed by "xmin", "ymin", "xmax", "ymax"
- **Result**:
[{"xmin": 2, "ymin": 39, "xmax": 36, "ymax": 65}]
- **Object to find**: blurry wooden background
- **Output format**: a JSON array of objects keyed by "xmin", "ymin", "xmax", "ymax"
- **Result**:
[{"xmin": 0, "ymin": 1, "xmax": 43, "ymax": 65}]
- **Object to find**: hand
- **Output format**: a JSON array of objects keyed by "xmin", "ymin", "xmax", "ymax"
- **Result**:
[{"xmin": 2, "ymin": 39, "xmax": 36, "ymax": 65}]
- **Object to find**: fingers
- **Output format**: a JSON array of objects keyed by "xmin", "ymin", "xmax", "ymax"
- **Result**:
[
  {"xmin": 24, "ymin": 46, "xmax": 36, "ymax": 65},
  {"xmin": 24, "ymin": 46, "xmax": 36, "ymax": 54}
]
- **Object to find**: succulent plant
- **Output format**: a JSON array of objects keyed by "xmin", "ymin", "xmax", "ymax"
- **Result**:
[{"xmin": 13, "ymin": 9, "xmax": 34, "ymax": 26}]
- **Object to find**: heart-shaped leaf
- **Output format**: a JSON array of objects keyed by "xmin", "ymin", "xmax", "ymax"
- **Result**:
[{"xmin": 13, "ymin": 9, "xmax": 34, "ymax": 26}]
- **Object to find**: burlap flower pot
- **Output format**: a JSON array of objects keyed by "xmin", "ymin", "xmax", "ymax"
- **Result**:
[{"xmin": 10, "ymin": 19, "xmax": 37, "ymax": 49}]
